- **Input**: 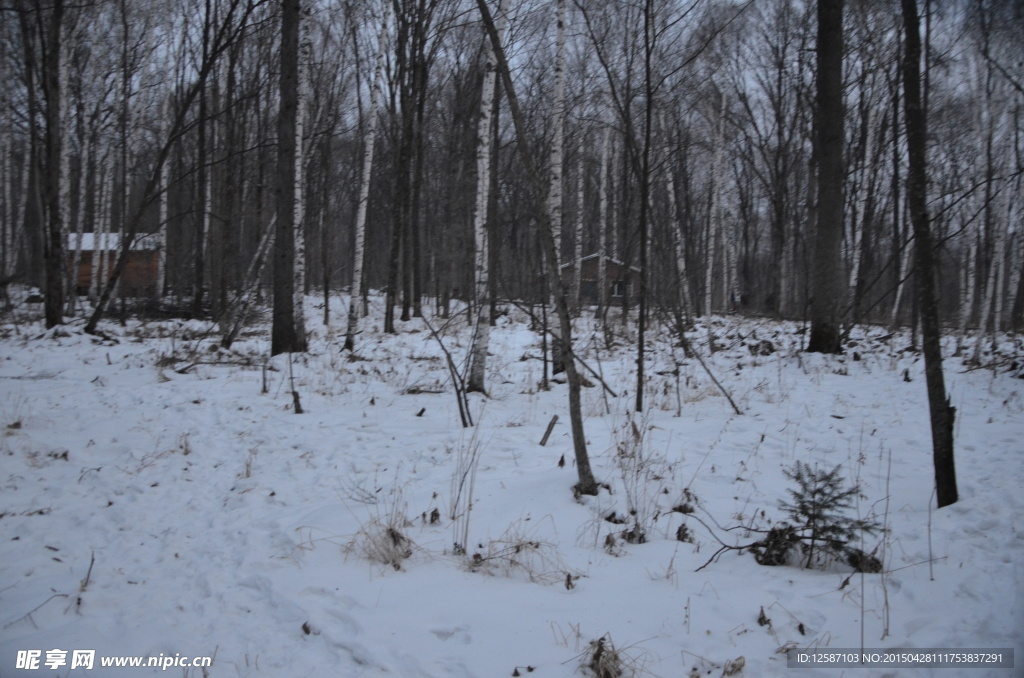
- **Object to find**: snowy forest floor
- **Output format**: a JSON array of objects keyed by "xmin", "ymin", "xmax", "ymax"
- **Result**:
[{"xmin": 1, "ymin": 292, "xmax": 1022, "ymax": 677}]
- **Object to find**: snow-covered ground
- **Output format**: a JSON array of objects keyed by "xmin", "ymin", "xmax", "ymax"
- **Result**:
[{"xmin": 1, "ymin": 294, "xmax": 1021, "ymax": 677}]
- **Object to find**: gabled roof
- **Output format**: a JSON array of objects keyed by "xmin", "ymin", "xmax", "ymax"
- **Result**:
[
  {"xmin": 559, "ymin": 253, "xmax": 640, "ymax": 273},
  {"xmin": 67, "ymin": 232, "xmax": 162, "ymax": 251}
]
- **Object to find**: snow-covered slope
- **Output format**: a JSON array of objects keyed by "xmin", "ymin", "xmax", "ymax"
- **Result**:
[{"xmin": 1, "ymin": 298, "xmax": 1021, "ymax": 676}]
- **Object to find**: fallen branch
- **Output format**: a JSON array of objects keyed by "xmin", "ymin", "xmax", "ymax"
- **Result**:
[
  {"xmin": 539, "ymin": 415, "xmax": 559, "ymax": 446},
  {"xmin": 3, "ymin": 593, "xmax": 69, "ymax": 629}
]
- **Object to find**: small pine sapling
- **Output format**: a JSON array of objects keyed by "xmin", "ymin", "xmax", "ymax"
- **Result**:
[{"xmin": 778, "ymin": 461, "xmax": 881, "ymax": 569}]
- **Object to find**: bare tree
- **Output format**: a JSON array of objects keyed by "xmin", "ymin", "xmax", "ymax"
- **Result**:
[
  {"xmin": 475, "ymin": 0, "xmax": 598, "ymax": 496},
  {"xmin": 806, "ymin": 0, "xmax": 844, "ymax": 353},
  {"xmin": 272, "ymin": 0, "xmax": 308, "ymax": 355},
  {"xmin": 85, "ymin": 0, "xmax": 261, "ymax": 334},
  {"xmin": 344, "ymin": 1, "xmax": 391, "ymax": 352},
  {"xmin": 20, "ymin": 0, "xmax": 71, "ymax": 328},
  {"xmin": 467, "ymin": 0, "xmax": 509, "ymax": 394},
  {"xmin": 901, "ymin": 0, "xmax": 957, "ymax": 508}
]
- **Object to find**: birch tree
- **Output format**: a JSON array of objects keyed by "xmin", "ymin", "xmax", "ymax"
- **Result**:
[
  {"xmin": 570, "ymin": 149, "xmax": 584, "ymax": 313},
  {"xmin": 596, "ymin": 126, "xmax": 609, "ymax": 319},
  {"xmin": 293, "ymin": 2, "xmax": 311, "ymax": 341},
  {"xmin": 1, "ymin": 92, "xmax": 11, "ymax": 294},
  {"xmin": 705, "ymin": 91, "xmax": 726, "ymax": 318},
  {"xmin": 475, "ymin": 0, "xmax": 598, "ymax": 496},
  {"xmin": 344, "ymin": 1, "xmax": 391, "ymax": 352},
  {"xmin": 467, "ymin": 0, "xmax": 508, "ymax": 395},
  {"xmin": 549, "ymin": 0, "xmax": 567, "ymax": 266}
]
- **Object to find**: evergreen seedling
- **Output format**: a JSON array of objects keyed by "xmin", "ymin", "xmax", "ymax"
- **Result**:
[{"xmin": 779, "ymin": 461, "xmax": 880, "ymax": 569}]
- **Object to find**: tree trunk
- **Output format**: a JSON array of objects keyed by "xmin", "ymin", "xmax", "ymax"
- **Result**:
[
  {"xmin": 84, "ymin": 0, "xmax": 258, "ymax": 334},
  {"xmin": 705, "ymin": 93, "xmax": 726, "ymax": 319},
  {"xmin": 345, "ymin": 2, "xmax": 391, "ymax": 351},
  {"xmin": 572, "ymin": 151, "xmax": 583, "ymax": 315},
  {"xmin": 596, "ymin": 127, "xmax": 609, "ymax": 320},
  {"xmin": 667, "ymin": 138, "xmax": 692, "ymax": 329},
  {"xmin": 806, "ymin": 0, "xmax": 844, "ymax": 353},
  {"xmin": 549, "ymin": 0, "xmax": 566, "ymax": 267},
  {"xmin": 635, "ymin": 0, "xmax": 654, "ymax": 413},
  {"xmin": 901, "ymin": 0, "xmax": 957, "ymax": 508},
  {"xmin": 157, "ymin": 98, "xmax": 169, "ymax": 297},
  {"xmin": 467, "ymin": 0, "xmax": 509, "ymax": 395},
  {"xmin": 68, "ymin": 115, "xmax": 88, "ymax": 314},
  {"xmin": 42, "ymin": 0, "xmax": 67, "ymax": 328},
  {"xmin": 192, "ymin": 20, "xmax": 210, "ymax": 317},
  {"xmin": 272, "ymin": 0, "xmax": 307, "ymax": 355},
  {"xmin": 292, "ymin": 2, "xmax": 310, "ymax": 343},
  {"xmin": 475, "ymin": 0, "xmax": 598, "ymax": 496}
]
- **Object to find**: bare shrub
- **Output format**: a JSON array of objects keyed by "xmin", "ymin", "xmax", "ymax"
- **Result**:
[
  {"xmin": 577, "ymin": 634, "xmax": 651, "ymax": 678},
  {"xmin": 468, "ymin": 519, "xmax": 576, "ymax": 586},
  {"xmin": 345, "ymin": 489, "xmax": 415, "ymax": 571},
  {"xmin": 580, "ymin": 635, "xmax": 623, "ymax": 678}
]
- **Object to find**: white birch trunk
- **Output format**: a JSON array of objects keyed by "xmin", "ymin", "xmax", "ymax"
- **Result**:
[
  {"xmin": 89, "ymin": 160, "xmax": 102, "ymax": 300},
  {"xmin": 888, "ymin": 218, "xmax": 911, "ymax": 331},
  {"xmin": 68, "ymin": 128, "xmax": 89, "ymax": 313},
  {"xmin": 548, "ymin": 0, "xmax": 567, "ymax": 269},
  {"xmin": 667, "ymin": 157, "xmax": 691, "ymax": 318},
  {"xmin": 467, "ymin": 0, "xmax": 509, "ymax": 394},
  {"xmin": 114, "ymin": 83, "xmax": 132, "ymax": 302},
  {"xmin": 705, "ymin": 96, "xmax": 725, "ymax": 317},
  {"xmin": 1005, "ymin": 226, "xmax": 1020, "ymax": 330},
  {"xmin": 223, "ymin": 215, "xmax": 276, "ymax": 347},
  {"xmin": 848, "ymin": 108, "xmax": 874, "ymax": 299},
  {"xmin": 973, "ymin": 217, "xmax": 999, "ymax": 361},
  {"xmin": 1, "ymin": 115, "xmax": 10, "ymax": 281},
  {"xmin": 58, "ymin": 26, "xmax": 71, "ymax": 305},
  {"xmin": 157, "ymin": 97, "xmax": 169, "ymax": 297},
  {"xmin": 609, "ymin": 135, "xmax": 618, "ymax": 261},
  {"xmin": 11, "ymin": 133, "xmax": 31, "ymax": 280},
  {"xmin": 991, "ymin": 107, "xmax": 1013, "ymax": 334},
  {"xmin": 572, "ymin": 150, "xmax": 583, "ymax": 312},
  {"xmin": 973, "ymin": 115, "xmax": 1009, "ymax": 360},
  {"xmin": 345, "ymin": 1, "xmax": 391, "ymax": 350},
  {"xmin": 596, "ymin": 126, "xmax": 608, "ymax": 317},
  {"xmin": 201, "ymin": 70, "xmax": 216, "ymax": 301},
  {"xmin": 726, "ymin": 210, "xmax": 739, "ymax": 312},
  {"xmin": 92, "ymin": 155, "xmax": 114, "ymax": 300},
  {"xmin": 292, "ymin": 3, "xmax": 310, "ymax": 343},
  {"xmin": 959, "ymin": 212, "xmax": 978, "ymax": 339},
  {"xmin": 779, "ymin": 208, "xmax": 792, "ymax": 317},
  {"xmin": 704, "ymin": 211, "xmax": 716, "ymax": 317},
  {"xmin": 991, "ymin": 184, "xmax": 1008, "ymax": 335}
]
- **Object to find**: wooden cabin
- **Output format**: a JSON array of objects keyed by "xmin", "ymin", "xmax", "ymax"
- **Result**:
[
  {"xmin": 560, "ymin": 253, "xmax": 640, "ymax": 306},
  {"xmin": 67, "ymin": 233, "xmax": 161, "ymax": 297}
]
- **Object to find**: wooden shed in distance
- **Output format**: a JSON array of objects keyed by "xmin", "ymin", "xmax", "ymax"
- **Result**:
[
  {"xmin": 67, "ymin": 233, "xmax": 161, "ymax": 297},
  {"xmin": 561, "ymin": 253, "xmax": 640, "ymax": 307}
]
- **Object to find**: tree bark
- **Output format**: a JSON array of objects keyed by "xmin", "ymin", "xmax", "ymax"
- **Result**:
[
  {"xmin": 806, "ymin": 0, "xmax": 844, "ymax": 353},
  {"xmin": 596, "ymin": 126, "xmax": 609, "ymax": 320},
  {"xmin": 41, "ymin": 0, "xmax": 67, "ymax": 328},
  {"xmin": 467, "ymin": 0, "xmax": 508, "ymax": 394},
  {"xmin": 344, "ymin": 1, "xmax": 391, "ymax": 351},
  {"xmin": 272, "ymin": 0, "xmax": 307, "ymax": 354},
  {"xmin": 901, "ymin": 0, "xmax": 957, "ymax": 508}
]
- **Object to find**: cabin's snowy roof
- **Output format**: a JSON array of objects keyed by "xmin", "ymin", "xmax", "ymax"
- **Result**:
[
  {"xmin": 559, "ymin": 253, "xmax": 640, "ymax": 272},
  {"xmin": 67, "ymin": 232, "xmax": 162, "ymax": 251}
]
